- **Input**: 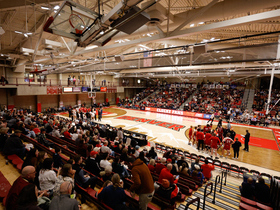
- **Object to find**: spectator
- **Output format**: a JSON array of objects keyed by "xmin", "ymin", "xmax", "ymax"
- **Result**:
[
  {"xmin": 53, "ymin": 164, "xmax": 75, "ymax": 196},
  {"xmin": 179, "ymin": 162, "xmax": 190, "ymax": 176},
  {"xmin": 53, "ymin": 148, "xmax": 64, "ymax": 169},
  {"xmin": 85, "ymin": 151, "xmax": 101, "ymax": 176},
  {"xmin": 147, "ymin": 159, "xmax": 156, "ymax": 173},
  {"xmin": 1, "ymin": 75, "xmax": 8, "ymax": 84},
  {"xmin": 100, "ymin": 153, "xmax": 112, "ymax": 169},
  {"xmin": 3, "ymin": 130, "xmax": 26, "ymax": 159},
  {"xmin": 38, "ymin": 158, "xmax": 57, "ymax": 193},
  {"xmin": 155, "ymin": 158, "xmax": 167, "ymax": 174},
  {"xmin": 76, "ymin": 139, "xmax": 88, "ymax": 158},
  {"xmin": 0, "ymin": 127, "xmax": 9, "ymax": 151},
  {"xmin": 191, "ymin": 158, "xmax": 201, "ymax": 172},
  {"xmin": 156, "ymin": 179, "xmax": 179, "ymax": 205},
  {"xmin": 51, "ymin": 126, "xmax": 61, "ymax": 138},
  {"xmin": 254, "ymin": 177, "xmax": 270, "ymax": 203},
  {"xmin": 129, "ymin": 156, "xmax": 155, "ymax": 210},
  {"xmin": 100, "ymin": 165, "xmax": 113, "ymax": 182},
  {"xmin": 22, "ymin": 148, "xmax": 39, "ymax": 169},
  {"xmin": 177, "ymin": 156, "xmax": 189, "ymax": 169},
  {"xmin": 191, "ymin": 166, "xmax": 205, "ymax": 184},
  {"xmin": 240, "ymin": 177, "xmax": 255, "ymax": 200},
  {"xmin": 201, "ymin": 160, "xmax": 215, "ymax": 180},
  {"xmin": 98, "ymin": 174, "xmax": 129, "ymax": 210},
  {"xmin": 50, "ymin": 181, "xmax": 80, "ymax": 210},
  {"xmin": 63, "ymin": 128, "xmax": 72, "ymax": 139},
  {"xmin": 112, "ymin": 155, "xmax": 129, "ymax": 178},
  {"xmin": 158, "ymin": 163, "xmax": 178, "ymax": 185},
  {"xmin": 37, "ymin": 128, "xmax": 54, "ymax": 148},
  {"xmin": 17, "ymin": 184, "xmax": 43, "ymax": 210},
  {"xmin": 146, "ymin": 147, "xmax": 157, "ymax": 159},
  {"xmin": 72, "ymin": 155, "xmax": 98, "ymax": 190},
  {"xmin": 5, "ymin": 166, "xmax": 37, "ymax": 209}
]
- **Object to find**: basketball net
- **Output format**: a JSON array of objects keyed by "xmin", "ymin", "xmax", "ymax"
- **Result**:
[{"xmin": 69, "ymin": 13, "xmax": 85, "ymax": 35}]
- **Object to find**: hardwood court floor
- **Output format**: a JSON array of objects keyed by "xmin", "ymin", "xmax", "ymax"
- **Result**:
[{"xmin": 101, "ymin": 107, "xmax": 280, "ymax": 176}]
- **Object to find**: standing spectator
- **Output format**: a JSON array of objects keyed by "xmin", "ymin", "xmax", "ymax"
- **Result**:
[
  {"xmin": 232, "ymin": 137, "xmax": 242, "ymax": 159},
  {"xmin": 98, "ymin": 109, "xmax": 101, "ymax": 121},
  {"xmin": 1, "ymin": 75, "xmax": 8, "ymax": 84},
  {"xmin": 117, "ymin": 127, "xmax": 123, "ymax": 141},
  {"xmin": 3, "ymin": 130, "xmax": 26, "ymax": 159},
  {"xmin": 130, "ymin": 156, "xmax": 155, "ymax": 210},
  {"xmin": 243, "ymin": 130, "xmax": 250, "ymax": 152},
  {"xmin": 201, "ymin": 160, "xmax": 215, "ymax": 180},
  {"xmin": 50, "ymin": 181, "xmax": 80, "ymax": 210},
  {"xmin": 5, "ymin": 166, "xmax": 37, "ymax": 210}
]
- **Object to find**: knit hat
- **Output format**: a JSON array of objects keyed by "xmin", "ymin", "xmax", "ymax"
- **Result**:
[{"xmin": 90, "ymin": 151, "xmax": 98, "ymax": 156}]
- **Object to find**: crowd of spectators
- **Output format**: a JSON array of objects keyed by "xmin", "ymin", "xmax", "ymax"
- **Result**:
[{"xmin": 0, "ymin": 107, "xmax": 227, "ymax": 209}]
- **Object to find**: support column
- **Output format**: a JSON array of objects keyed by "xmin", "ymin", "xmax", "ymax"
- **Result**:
[{"xmin": 266, "ymin": 66, "xmax": 275, "ymax": 115}]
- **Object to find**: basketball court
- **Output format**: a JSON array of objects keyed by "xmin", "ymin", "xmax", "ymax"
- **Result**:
[{"xmin": 88, "ymin": 107, "xmax": 280, "ymax": 177}]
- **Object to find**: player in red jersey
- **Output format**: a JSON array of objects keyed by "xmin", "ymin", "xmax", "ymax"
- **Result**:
[
  {"xmin": 192, "ymin": 126, "xmax": 198, "ymax": 146},
  {"xmin": 204, "ymin": 131, "xmax": 212, "ymax": 154},
  {"xmin": 222, "ymin": 133, "xmax": 234, "ymax": 159},
  {"xmin": 188, "ymin": 126, "xmax": 193, "ymax": 145},
  {"xmin": 210, "ymin": 132, "xmax": 221, "ymax": 159}
]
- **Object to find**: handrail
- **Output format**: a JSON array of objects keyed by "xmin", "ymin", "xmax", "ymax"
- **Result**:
[
  {"xmin": 185, "ymin": 196, "xmax": 200, "ymax": 210},
  {"xmin": 203, "ymin": 182, "xmax": 213, "ymax": 210},
  {"xmin": 212, "ymin": 175, "xmax": 220, "ymax": 204}
]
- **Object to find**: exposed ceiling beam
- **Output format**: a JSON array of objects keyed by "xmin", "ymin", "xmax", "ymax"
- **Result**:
[{"xmin": 0, "ymin": 0, "xmax": 63, "ymax": 10}]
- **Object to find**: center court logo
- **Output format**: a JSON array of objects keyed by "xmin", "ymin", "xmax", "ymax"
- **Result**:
[{"xmin": 115, "ymin": 115, "xmax": 185, "ymax": 131}]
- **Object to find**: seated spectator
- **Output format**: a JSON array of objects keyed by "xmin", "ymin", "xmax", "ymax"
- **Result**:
[
  {"xmin": 191, "ymin": 158, "xmax": 201, "ymax": 172},
  {"xmin": 85, "ymin": 151, "xmax": 101, "ymax": 176},
  {"xmin": 51, "ymin": 126, "xmax": 61, "ymax": 138},
  {"xmin": 100, "ymin": 153, "xmax": 112, "ymax": 169},
  {"xmin": 17, "ymin": 184, "xmax": 43, "ymax": 210},
  {"xmin": 156, "ymin": 179, "xmax": 179, "ymax": 205},
  {"xmin": 100, "ymin": 165, "xmax": 113, "ymax": 182},
  {"xmin": 76, "ymin": 139, "xmax": 87, "ymax": 158},
  {"xmin": 38, "ymin": 158, "xmax": 57, "ymax": 193},
  {"xmin": 53, "ymin": 164, "xmax": 75, "ymax": 196},
  {"xmin": 155, "ymin": 158, "xmax": 167, "ymax": 174},
  {"xmin": 148, "ymin": 159, "xmax": 156, "ymax": 173},
  {"xmin": 98, "ymin": 174, "xmax": 129, "ymax": 210},
  {"xmin": 37, "ymin": 128, "xmax": 54, "ymax": 148},
  {"xmin": 97, "ymin": 180, "xmax": 112, "ymax": 197},
  {"xmin": 22, "ymin": 148, "xmax": 39, "ymax": 169},
  {"xmin": 6, "ymin": 166, "xmax": 37, "ymax": 209},
  {"xmin": 177, "ymin": 156, "xmax": 189, "ymax": 168},
  {"xmin": 3, "ymin": 130, "xmax": 26, "ymax": 159},
  {"xmin": 112, "ymin": 155, "xmax": 129, "ymax": 178},
  {"xmin": 191, "ymin": 166, "xmax": 205, "ymax": 184},
  {"xmin": 50, "ymin": 181, "xmax": 80, "ymax": 210},
  {"xmin": 0, "ymin": 127, "xmax": 9, "ymax": 151},
  {"xmin": 158, "ymin": 163, "xmax": 178, "ymax": 185},
  {"xmin": 239, "ymin": 177, "xmax": 255, "ymax": 200},
  {"xmin": 73, "ymin": 155, "xmax": 98, "ymax": 190},
  {"xmin": 100, "ymin": 140, "xmax": 112, "ymax": 155},
  {"xmin": 201, "ymin": 159, "xmax": 215, "ymax": 180},
  {"xmin": 254, "ymin": 177, "xmax": 270, "ymax": 203},
  {"xmin": 32, "ymin": 124, "xmax": 41, "ymax": 135},
  {"xmin": 179, "ymin": 163, "xmax": 190, "ymax": 176},
  {"xmin": 53, "ymin": 148, "xmax": 64, "ymax": 169},
  {"xmin": 146, "ymin": 147, "xmax": 157, "ymax": 159},
  {"xmin": 63, "ymin": 129, "xmax": 72, "ymax": 139}
]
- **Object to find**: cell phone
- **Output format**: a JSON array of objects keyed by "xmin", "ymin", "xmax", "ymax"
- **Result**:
[{"xmin": 176, "ymin": 175, "xmax": 180, "ymax": 179}]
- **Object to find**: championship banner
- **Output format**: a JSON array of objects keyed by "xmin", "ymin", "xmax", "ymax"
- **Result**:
[{"xmin": 47, "ymin": 86, "xmax": 58, "ymax": 94}]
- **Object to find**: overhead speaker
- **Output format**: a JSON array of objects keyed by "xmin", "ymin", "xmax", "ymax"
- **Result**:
[
  {"xmin": 115, "ymin": 55, "xmax": 124, "ymax": 62},
  {"xmin": 110, "ymin": 6, "xmax": 150, "ymax": 35},
  {"xmin": 194, "ymin": 45, "xmax": 207, "ymax": 54}
]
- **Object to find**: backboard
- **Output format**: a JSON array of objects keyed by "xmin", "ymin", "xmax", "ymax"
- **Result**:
[{"xmin": 43, "ymin": 1, "xmax": 99, "ymax": 40}]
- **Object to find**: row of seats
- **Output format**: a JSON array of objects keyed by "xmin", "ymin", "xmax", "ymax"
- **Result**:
[{"xmin": 239, "ymin": 196, "xmax": 273, "ymax": 210}]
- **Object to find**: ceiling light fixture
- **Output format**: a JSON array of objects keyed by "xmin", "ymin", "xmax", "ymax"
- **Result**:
[
  {"xmin": 198, "ymin": 22, "xmax": 205, "ymax": 25},
  {"xmin": 54, "ymin": 5, "xmax": 60, "ymax": 10},
  {"xmin": 41, "ymin": 6, "xmax": 51, "ymax": 10},
  {"xmin": 190, "ymin": 24, "xmax": 195, "ymax": 27}
]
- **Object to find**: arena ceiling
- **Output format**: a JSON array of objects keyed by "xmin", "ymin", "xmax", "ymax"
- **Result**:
[{"xmin": 0, "ymin": 0, "xmax": 280, "ymax": 79}]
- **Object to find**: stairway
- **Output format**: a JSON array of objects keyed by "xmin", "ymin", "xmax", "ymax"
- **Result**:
[
  {"xmin": 136, "ymin": 89, "xmax": 160, "ymax": 105},
  {"xmin": 242, "ymin": 89, "xmax": 255, "ymax": 111},
  {"xmin": 179, "ymin": 89, "xmax": 198, "ymax": 110},
  {"xmin": 177, "ymin": 178, "xmax": 241, "ymax": 210}
]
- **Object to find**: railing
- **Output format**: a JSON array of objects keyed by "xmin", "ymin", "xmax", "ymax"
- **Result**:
[
  {"xmin": 203, "ymin": 182, "xmax": 213, "ymax": 210},
  {"xmin": 212, "ymin": 175, "xmax": 220, "ymax": 204},
  {"xmin": 0, "ymin": 77, "xmax": 146, "ymax": 88},
  {"xmin": 185, "ymin": 196, "xmax": 200, "ymax": 210}
]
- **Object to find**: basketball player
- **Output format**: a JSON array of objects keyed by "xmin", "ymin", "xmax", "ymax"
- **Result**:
[
  {"xmin": 188, "ymin": 126, "xmax": 193, "ymax": 145},
  {"xmin": 210, "ymin": 132, "xmax": 221, "ymax": 159},
  {"xmin": 222, "ymin": 133, "xmax": 234, "ymax": 159}
]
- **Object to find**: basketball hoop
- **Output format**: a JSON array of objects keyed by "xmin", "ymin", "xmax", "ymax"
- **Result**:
[
  {"xmin": 69, "ymin": 14, "xmax": 85, "ymax": 35},
  {"xmin": 88, "ymin": 92, "xmax": 96, "ymax": 99}
]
